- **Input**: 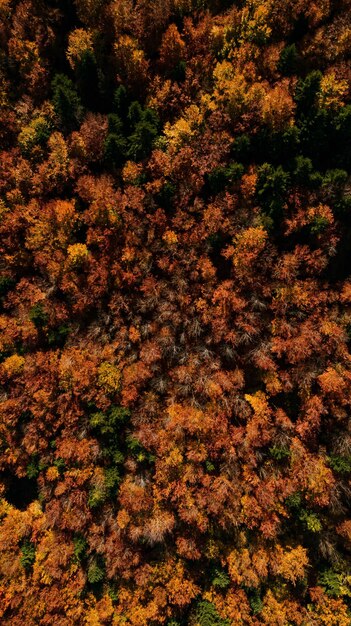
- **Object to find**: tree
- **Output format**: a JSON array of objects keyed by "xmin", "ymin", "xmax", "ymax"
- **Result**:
[
  {"xmin": 76, "ymin": 50, "xmax": 101, "ymax": 110},
  {"xmin": 52, "ymin": 74, "xmax": 82, "ymax": 131}
]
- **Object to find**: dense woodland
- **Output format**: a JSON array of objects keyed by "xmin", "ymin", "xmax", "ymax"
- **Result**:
[{"xmin": 1, "ymin": 0, "xmax": 351, "ymax": 623}]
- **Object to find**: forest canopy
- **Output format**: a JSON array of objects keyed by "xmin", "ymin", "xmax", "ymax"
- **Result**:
[{"xmin": 1, "ymin": 0, "xmax": 351, "ymax": 624}]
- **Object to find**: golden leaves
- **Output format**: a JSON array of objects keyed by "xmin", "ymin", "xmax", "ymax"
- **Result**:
[
  {"xmin": 319, "ymin": 366, "xmax": 346, "ymax": 395},
  {"xmin": 67, "ymin": 243, "xmax": 89, "ymax": 266},
  {"xmin": 164, "ymin": 104, "xmax": 203, "ymax": 151},
  {"xmin": 212, "ymin": 61, "xmax": 266, "ymax": 122},
  {"xmin": 97, "ymin": 362, "xmax": 122, "ymax": 394},
  {"xmin": 245, "ymin": 390, "xmax": 270, "ymax": 419},
  {"xmin": 67, "ymin": 28, "xmax": 94, "ymax": 69},
  {"xmin": 232, "ymin": 226, "xmax": 268, "ymax": 268},
  {"xmin": 227, "ymin": 544, "xmax": 308, "ymax": 593},
  {"xmin": 261, "ymin": 81, "xmax": 295, "ymax": 130},
  {"xmin": 319, "ymin": 71, "xmax": 348, "ymax": 109},
  {"xmin": 240, "ymin": 0, "xmax": 272, "ymax": 44},
  {"xmin": 162, "ymin": 229, "xmax": 178, "ymax": 245},
  {"xmin": 270, "ymin": 545, "xmax": 309, "ymax": 584},
  {"xmin": 122, "ymin": 160, "xmax": 143, "ymax": 185},
  {"xmin": 114, "ymin": 35, "xmax": 149, "ymax": 88},
  {"xmin": 2, "ymin": 354, "xmax": 25, "ymax": 376}
]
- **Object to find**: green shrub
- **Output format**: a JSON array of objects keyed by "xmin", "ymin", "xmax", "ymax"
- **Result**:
[
  {"xmin": 20, "ymin": 541, "xmax": 36, "ymax": 571},
  {"xmin": 248, "ymin": 590, "xmax": 263, "ymax": 615},
  {"xmin": 107, "ymin": 113, "xmax": 124, "ymax": 135},
  {"xmin": 126, "ymin": 435, "xmax": 155, "ymax": 464},
  {"xmin": 295, "ymin": 71, "xmax": 322, "ymax": 116},
  {"xmin": 299, "ymin": 510, "xmax": 322, "ymax": 533},
  {"xmin": 321, "ymin": 168, "xmax": 348, "ymax": 201},
  {"xmin": 128, "ymin": 101, "xmax": 143, "ymax": 126},
  {"xmin": 47, "ymin": 324, "xmax": 71, "ymax": 348},
  {"xmin": 278, "ymin": 44, "xmax": 300, "ymax": 76},
  {"xmin": 156, "ymin": 180, "xmax": 176, "ymax": 210},
  {"xmin": 269, "ymin": 445, "xmax": 291, "ymax": 461},
  {"xmin": 26, "ymin": 457, "xmax": 40, "ymax": 479},
  {"xmin": 53, "ymin": 457, "xmax": 65, "ymax": 474},
  {"xmin": 285, "ymin": 492, "xmax": 303, "ymax": 509},
  {"xmin": 88, "ymin": 486, "xmax": 106, "ymax": 509},
  {"xmin": 104, "ymin": 466, "xmax": 121, "ymax": 491},
  {"xmin": 231, "ymin": 133, "xmax": 251, "ymax": 162},
  {"xmin": 90, "ymin": 405, "xmax": 130, "ymax": 437},
  {"xmin": 318, "ymin": 570, "xmax": 343, "ymax": 597},
  {"xmin": 104, "ymin": 133, "xmax": 127, "ymax": 167},
  {"xmin": 18, "ymin": 116, "xmax": 52, "ymax": 156},
  {"xmin": 207, "ymin": 162, "xmax": 244, "ymax": 194},
  {"xmin": 127, "ymin": 119, "xmax": 159, "ymax": 160},
  {"xmin": 194, "ymin": 600, "xmax": 230, "ymax": 626},
  {"xmin": 29, "ymin": 303, "xmax": 48, "ymax": 328},
  {"xmin": 114, "ymin": 85, "xmax": 129, "ymax": 118},
  {"xmin": 73, "ymin": 534, "xmax": 88, "ymax": 562},
  {"xmin": 87, "ymin": 559, "xmax": 105, "ymax": 584},
  {"xmin": 329, "ymin": 455, "xmax": 351, "ymax": 474},
  {"xmin": 205, "ymin": 460, "xmax": 215, "ymax": 473},
  {"xmin": 0, "ymin": 275, "xmax": 15, "ymax": 298},
  {"xmin": 256, "ymin": 163, "xmax": 290, "ymax": 225},
  {"xmin": 293, "ymin": 156, "xmax": 322, "ymax": 188},
  {"xmin": 127, "ymin": 104, "xmax": 159, "ymax": 160},
  {"xmin": 309, "ymin": 215, "xmax": 330, "ymax": 235},
  {"xmin": 52, "ymin": 74, "xmax": 82, "ymax": 130},
  {"xmin": 212, "ymin": 568, "xmax": 230, "ymax": 588}
]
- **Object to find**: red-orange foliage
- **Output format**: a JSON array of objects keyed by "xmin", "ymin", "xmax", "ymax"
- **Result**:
[{"xmin": 2, "ymin": 0, "xmax": 351, "ymax": 623}]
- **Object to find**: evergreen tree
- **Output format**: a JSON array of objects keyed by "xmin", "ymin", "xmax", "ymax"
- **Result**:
[{"xmin": 52, "ymin": 73, "xmax": 82, "ymax": 131}]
